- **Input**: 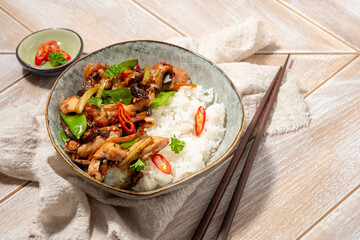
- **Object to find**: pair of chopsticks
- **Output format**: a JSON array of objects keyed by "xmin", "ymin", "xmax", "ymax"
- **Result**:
[{"xmin": 192, "ymin": 54, "xmax": 290, "ymax": 240}]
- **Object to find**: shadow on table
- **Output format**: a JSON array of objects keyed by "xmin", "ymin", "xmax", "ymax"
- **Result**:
[
  {"xmin": 158, "ymin": 142, "xmax": 275, "ymax": 240},
  {"xmin": 22, "ymin": 69, "xmax": 58, "ymax": 91}
]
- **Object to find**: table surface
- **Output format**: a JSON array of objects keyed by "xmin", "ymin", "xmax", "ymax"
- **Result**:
[{"xmin": 1, "ymin": 1, "xmax": 360, "ymax": 239}]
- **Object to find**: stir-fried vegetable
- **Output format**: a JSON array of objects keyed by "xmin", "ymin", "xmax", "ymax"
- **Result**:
[
  {"xmin": 142, "ymin": 64, "xmax": 150, "ymax": 85},
  {"xmin": 120, "ymin": 59, "xmax": 138, "ymax": 69},
  {"xmin": 60, "ymin": 112, "xmax": 87, "ymax": 140},
  {"xmin": 119, "ymin": 137, "xmax": 153, "ymax": 169},
  {"xmin": 120, "ymin": 137, "xmax": 139, "ymax": 149},
  {"xmin": 59, "ymin": 129, "xmax": 69, "ymax": 144},
  {"xmin": 195, "ymin": 106, "xmax": 206, "ymax": 136},
  {"xmin": 169, "ymin": 135, "xmax": 185, "ymax": 154},
  {"xmin": 151, "ymin": 154, "xmax": 171, "ymax": 174},
  {"xmin": 95, "ymin": 79, "xmax": 109, "ymax": 98},
  {"xmin": 150, "ymin": 91, "xmax": 176, "ymax": 109},
  {"xmin": 75, "ymin": 85, "xmax": 99, "ymax": 113},
  {"xmin": 102, "ymin": 88, "xmax": 132, "ymax": 105}
]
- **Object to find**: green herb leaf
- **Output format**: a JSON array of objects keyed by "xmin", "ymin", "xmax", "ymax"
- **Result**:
[
  {"xmin": 102, "ymin": 88, "xmax": 132, "ymax": 105},
  {"xmin": 129, "ymin": 159, "xmax": 147, "ymax": 171},
  {"xmin": 48, "ymin": 52, "xmax": 68, "ymax": 67},
  {"xmin": 169, "ymin": 135, "xmax": 185, "ymax": 154},
  {"xmin": 150, "ymin": 91, "xmax": 176, "ymax": 109},
  {"xmin": 120, "ymin": 59, "xmax": 138, "ymax": 69},
  {"xmin": 59, "ymin": 129, "xmax": 69, "ymax": 144},
  {"xmin": 104, "ymin": 64, "xmax": 125, "ymax": 78},
  {"xmin": 120, "ymin": 137, "xmax": 139, "ymax": 149},
  {"xmin": 88, "ymin": 96, "xmax": 102, "ymax": 108},
  {"xmin": 60, "ymin": 112, "xmax": 87, "ymax": 140}
]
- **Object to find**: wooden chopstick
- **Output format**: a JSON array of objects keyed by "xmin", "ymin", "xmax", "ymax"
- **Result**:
[{"xmin": 192, "ymin": 54, "xmax": 290, "ymax": 240}]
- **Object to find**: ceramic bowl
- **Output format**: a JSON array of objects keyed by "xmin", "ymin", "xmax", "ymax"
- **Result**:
[
  {"xmin": 46, "ymin": 40, "xmax": 244, "ymax": 199},
  {"xmin": 16, "ymin": 28, "xmax": 83, "ymax": 76}
]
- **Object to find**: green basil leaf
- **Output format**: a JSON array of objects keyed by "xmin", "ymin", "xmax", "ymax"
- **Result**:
[
  {"xmin": 150, "ymin": 91, "xmax": 176, "ymax": 109},
  {"xmin": 102, "ymin": 88, "xmax": 132, "ymax": 105},
  {"xmin": 60, "ymin": 112, "xmax": 87, "ymax": 140}
]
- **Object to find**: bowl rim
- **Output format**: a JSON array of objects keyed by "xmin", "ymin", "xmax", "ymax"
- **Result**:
[
  {"xmin": 15, "ymin": 27, "xmax": 83, "ymax": 73},
  {"xmin": 45, "ymin": 40, "xmax": 245, "ymax": 197}
]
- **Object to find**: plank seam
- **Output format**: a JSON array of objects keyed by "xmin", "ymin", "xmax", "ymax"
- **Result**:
[
  {"xmin": 296, "ymin": 184, "xmax": 360, "ymax": 239},
  {"xmin": 0, "ymin": 72, "xmax": 31, "ymax": 95},
  {"xmin": 130, "ymin": 0, "xmax": 187, "ymax": 37},
  {"xmin": 0, "ymin": 181, "xmax": 32, "ymax": 205},
  {"xmin": 275, "ymin": 0, "xmax": 360, "ymax": 54},
  {"xmin": 0, "ymin": 6, "xmax": 32, "ymax": 33},
  {"xmin": 304, "ymin": 55, "xmax": 360, "ymax": 99}
]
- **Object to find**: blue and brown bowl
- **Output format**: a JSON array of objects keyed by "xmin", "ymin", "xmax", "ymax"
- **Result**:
[
  {"xmin": 46, "ymin": 40, "xmax": 244, "ymax": 199},
  {"xmin": 16, "ymin": 28, "xmax": 83, "ymax": 76}
]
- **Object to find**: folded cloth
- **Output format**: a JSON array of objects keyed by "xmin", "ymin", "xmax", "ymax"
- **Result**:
[{"xmin": 0, "ymin": 17, "xmax": 309, "ymax": 240}]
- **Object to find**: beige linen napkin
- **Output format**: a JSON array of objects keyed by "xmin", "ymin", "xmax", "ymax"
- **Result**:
[{"xmin": 0, "ymin": 18, "xmax": 309, "ymax": 240}]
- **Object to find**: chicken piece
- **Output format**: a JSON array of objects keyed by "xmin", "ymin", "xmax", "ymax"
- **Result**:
[
  {"xmin": 92, "ymin": 142, "xmax": 127, "ymax": 161},
  {"xmin": 88, "ymin": 158, "xmax": 102, "ymax": 181},
  {"xmin": 140, "ymin": 136, "xmax": 169, "ymax": 160},
  {"xmin": 60, "ymin": 96, "xmax": 79, "ymax": 114},
  {"xmin": 118, "ymin": 136, "xmax": 169, "ymax": 169},
  {"xmin": 123, "ymin": 92, "xmax": 155, "ymax": 114},
  {"xmin": 85, "ymin": 103, "xmax": 119, "ymax": 127},
  {"xmin": 162, "ymin": 65, "xmax": 190, "ymax": 91},
  {"xmin": 150, "ymin": 63, "xmax": 172, "ymax": 88},
  {"xmin": 76, "ymin": 135, "xmax": 105, "ymax": 158}
]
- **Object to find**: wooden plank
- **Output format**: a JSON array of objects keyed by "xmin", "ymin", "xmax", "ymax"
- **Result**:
[
  {"xmin": 303, "ymin": 186, "xmax": 360, "ymax": 240},
  {"xmin": 279, "ymin": 0, "xmax": 360, "ymax": 51},
  {"xmin": 0, "ymin": 55, "xmax": 28, "ymax": 93},
  {"xmin": 134, "ymin": 0, "xmax": 354, "ymax": 53},
  {"xmin": 0, "ymin": 9, "xmax": 30, "ymax": 52},
  {"xmin": 244, "ymin": 54, "xmax": 357, "ymax": 96},
  {"xmin": 0, "ymin": 182, "xmax": 38, "ymax": 240},
  {"xmin": 159, "ymin": 58, "xmax": 360, "ymax": 239},
  {"xmin": 0, "ymin": 55, "xmax": 358, "ymax": 239},
  {"xmin": 0, "ymin": 173, "xmax": 26, "ymax": 201},
  {"xmin": 0, "ymin": 0, "xmax": 180, "ymax": 53}
]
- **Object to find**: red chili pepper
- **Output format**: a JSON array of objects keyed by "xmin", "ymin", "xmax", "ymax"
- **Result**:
[
  {"xmin": 135, "ymin": 63, "xmax": 140, "ymax": 71},
  {"xmin": 47, "ymin": 40, "xmax": 59, "ymax": 49},
  {"xmin": 120, "ymin": 72, "xmax": 128, "ymax": 79},
  {"xmin": 151, "ymin": 154, "xmax": 171, "ymax": 174},
  {"xmin": 34, "ymin": 43, "xmax": 50, "ymax": 65},
  {"xmin": 195, "ymin": 106, "xmax": 206, "ymax": 136},
  {"xmin": 118, "ymin": 103, "xmax": 136, "ymax": 134},
  {"xmin": 49, "ymin": 47, "xmax": 71, "ymax": 60}
]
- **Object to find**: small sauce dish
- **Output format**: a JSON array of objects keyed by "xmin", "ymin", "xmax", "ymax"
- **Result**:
[{"xmin": 16, "ymin": 28, "xmax": 83, "ymax": 76}]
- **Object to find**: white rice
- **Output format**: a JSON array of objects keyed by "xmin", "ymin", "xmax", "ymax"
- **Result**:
[{"xmin": 104, "ymin": 86, "xmax": 226, "ymax": 191}]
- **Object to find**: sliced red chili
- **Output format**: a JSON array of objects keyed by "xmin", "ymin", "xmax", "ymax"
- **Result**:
[
  {"xmin": 195, "ymin": 106, "xmax": 206, "ymax": 136},
  {"xmin": 118, "ymin": 103, "xmax": 136, "ymax": 134},
  {"xmin": 35, "ymin": 43, "xmax": 50, "ymax": 65},
  {"xmin": 50, "ymin": 48, "xmax": 71, "ymax": 60},
  {"xmin": 47, "ymin": 40, "xmax": 59, "ymax": 49},
  {"xmin": 135, "ymin": 63, "xmax": 140, "ymax": 71},
  {"xmin": 151, "ymin": 154, "xmax": 171, "ymax": 174}
]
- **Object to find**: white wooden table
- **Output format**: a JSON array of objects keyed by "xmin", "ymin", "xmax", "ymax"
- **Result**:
[{"xmin": 0, "ymin": 1, "xmax": 359, "ymax": 239}]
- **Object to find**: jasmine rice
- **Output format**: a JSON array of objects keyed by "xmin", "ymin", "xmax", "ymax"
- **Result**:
[{"xmin": 104, "ymin": 86, "xmax": 226, "ymax": 191}]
